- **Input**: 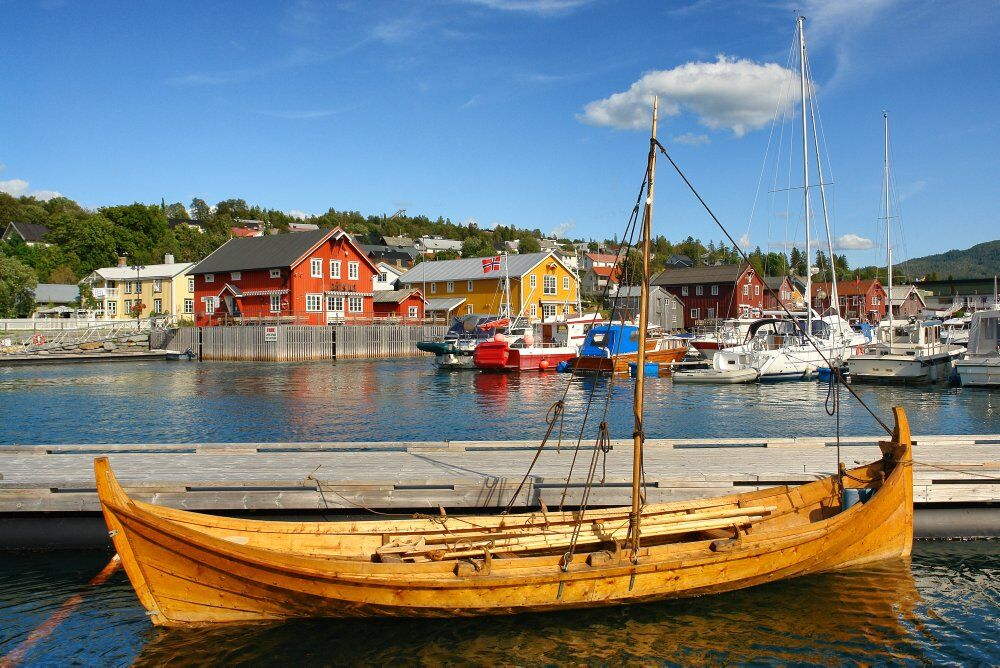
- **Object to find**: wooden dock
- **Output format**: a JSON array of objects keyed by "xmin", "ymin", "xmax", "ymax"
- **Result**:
[
  {"xmin": 0, "ymin": 349, "xmax": 173, "ymax": 366},
  {"xmin": 1, "ymin": 434, "xmax": 996, "ymax": 547}
]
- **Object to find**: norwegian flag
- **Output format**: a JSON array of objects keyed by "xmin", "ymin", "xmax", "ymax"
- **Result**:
[{"xmin": 482, "ymin": 255, "xmax": 502, "ymax": 273}]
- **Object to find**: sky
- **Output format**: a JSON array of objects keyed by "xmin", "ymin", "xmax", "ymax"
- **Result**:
[{"xmin": 2, "ymin": 0, "xmax": 998, "ymax": 267}]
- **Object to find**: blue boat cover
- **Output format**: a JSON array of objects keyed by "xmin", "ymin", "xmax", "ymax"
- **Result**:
[{"xmin": 579, "ymin": 324, "xmax": 640, "ymax": 358}]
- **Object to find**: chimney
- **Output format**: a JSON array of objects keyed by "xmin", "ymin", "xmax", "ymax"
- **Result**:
[
  {"xmin": 164, "ymin": 253, "xmax": 175, "ymax": 265},
  {"xmin": 117, "ymin": 256, "xmax": 127, "ymax": 267}
]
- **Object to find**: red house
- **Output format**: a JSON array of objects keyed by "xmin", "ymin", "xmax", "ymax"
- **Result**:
[
  {"xmin": 811, "ymin": 279, "xmax": 887, "ymax": 323},
  {"xmin": 651, "ymin": 263, "xmax": 764, "ymax": 328},
  {"xmin": 373, "ymin": 289, "xmax": 426, "ymax": 321},
  {"xmin": 189, "ymin": 227, "xmax": 380, "ymax": 325},
  {"xmin": 762, "ymin": 276, "xmax": 798, "ymax": 311}
]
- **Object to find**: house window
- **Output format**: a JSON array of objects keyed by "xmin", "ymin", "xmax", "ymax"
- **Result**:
[
  {"xmin": 202, "ymin": 296, "xmax": 217, "ymax": 314},
  {"xmin": 466, "ymin": 305, "xmax": 474, "ymax": 314},
  {"xmin": 690, "ymin": 308, "xmax": 700, "ymax": 319},
  {"xmin": 447, "ymin": 282, "xmax": 454, "ymax": 293},
  {"xmin": 467, "ymin": 280, "xmax": 474, "ymax": 292},
  {"xmin": 681, "ymin": 286, "xmax": 689, "ymax": 296},
  {"xmin": 754, "ymin": 284, "xmax": 759, "ymax": 296},
  {"xmin": 408, "ymin": 306, "xmax": 418, "ymax": 319},
  {"xmin": 124, "ymin": 282, "xmax": 132, "ymax": 295},
  {"xmin": 742, "ymin": 285, "xmax": 749, "ymax": 296},
  {"xmin": 379, "ymin": 272, "xmax": 388, "ymax": 283},
  {"xmin": 205, "ymin": 274, "xmax": 214, "ymax": 283},
  {"xmin": 135, "ymin": 281, "xmax": 142, "ymax": 293},
  {"xmin": 543, "ymin": 275, "xmax": 557, "ymax": 295},
  {"xmin": 707, "ymin": 307, "xmax": 715, "ymax": 319},
  {"xmin": 530, "ymin": 275, "xmax": 537, "ymax": 289},
  {"xmin": 123, "ymin": 299, "xmax": 132, "ymax": 312},
  {"xmin": 183, "ymin": 298, "xmax": 194, "ymax": 314},
  {"xmin": 430, "ymin": 283, "xmax": 437, "ymax": 294},
  {"xmin": 330, "ymin": 261, "xmax": 341, "ymax": 279},
  {"xmin": 542, "ymin": 304, "xmax": 557, "ymax": 319},
  {"xmin": 348, "ymin": 296, "xmax": 363, "ymax": 313},
  {"xmin": 305, "ymin": 294, "xmax": 323, "ymax": 312},
  {"xmin": 695, "ymin": 285, "xmax": 704, "ymax": 296},
  {"xmin": 530, "ymin": 304, "xmax": 538, "ymax": 318},
  {"xmin": 188, "ymin": 277, "xmax": 194, "ymax": 292},
  {"xmin": 310, "ymin": 259, "xmax": 322, "ymax": 278},
  {"xmin": 230, "ymin": 272, "xmax": 241, "ymax": 281},
  {"xmin": 270, "ymin": 295, "xmax": 281, "ymax": 313},
  {"xmin": 153, "ymin": 279, "xmax": 162, "ymax": 292},
  {"xmin": 563, "ymin": 276, "xmax": 570, "ymax": 291},
  {"xmin": 711, "ymin": 285, "xmax": 719, "ymax": 296},
  {"xmin": 348, "ymin": 262, "xmax": 359, "ymax": 280},
  {"xmin": 270, "ymin": 269, "xmax": 282, "ymax": 279},
  {"xmin": 153, "ymin": 298, "xmax": 162, "ymax": 313},
  {"xmin": 108, "ymin": 301, "xmax": 117, "ymax": 316}
]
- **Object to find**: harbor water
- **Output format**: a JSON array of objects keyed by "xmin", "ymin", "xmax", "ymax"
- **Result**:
[{"xmin": 0, "ymin": 359, "xmax": 997, "ymax": 664}]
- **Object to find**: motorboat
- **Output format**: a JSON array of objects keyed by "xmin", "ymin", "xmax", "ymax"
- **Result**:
[
  {"xmin": 848, "ymin": 319, "xmax": 965, "ymax": 384},
  {"xmin": 954, "ymin": 309, "xmax": 1000, "ymax": 387},
  {"xmin": 571, "ymin": 323, "xmax": 687, "ymax": 374}
]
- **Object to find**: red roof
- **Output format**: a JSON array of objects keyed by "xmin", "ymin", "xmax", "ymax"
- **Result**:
[
  {"xmin": 230, "ymin": 227, "xmax": 258, "ymax": 238},
  {"xmin": 591, "ymin": 265, "xmax": 620, "ymax": 283},
  {"xmin": 586, "ymin": 252, "xmax": 620, "ymax": 264},
  {"xmin": 812, "ymin": 279, "xmax": 883, "ymax": 297}
]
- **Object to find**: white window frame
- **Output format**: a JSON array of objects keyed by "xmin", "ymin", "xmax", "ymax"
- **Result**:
[
  {"xmin": 695, "ymin": 285, "xmax": 704, "ymax": 296},
  {"xmin": 711, "ymin": 285, "xmax": 719, "ymax": 296},
  {"xmin": 530, "ymin": 275, "xmax": 537, "ymax": 289},
  {"xmin": 305, "ymin": 293, "xmax": 323, "ymax": 312},
  {"xmin": 348, "ymin": 296, "xmax": 363, "ymax": 313},
  {"xmin": 543, "ymin": 275, "xmax": 557, "ymax": 296},
  {"xmin": 563, "ymin": 276, "xmax": 570, "ymax": 291},
  {"xmin": 108, "ymin": 301, "xmax": 117, "ymax": 316},
  {"xmin": 690, "ymin": 308, "xmax": 700, "ymax": 319},
  {"xmin": 348, "ymin": 262, "xmax": 359, "ymax": 280},
  {"xmin": 329, "ymin": 260, "xmax": 341, "ymax": 279},
  {"xmin": 153, "ymin": 279, "xmax": 162, "ymax": 292},
  {"xmin": 742, "ymin": 285, "xmax": 749, "ymax": 296},
  {"xmin": 681, "ymin": 286, "xmax": 689, "ymax": 296},
  {"xmin": 123, "ymin": 299, "xmax": 132, "ymax": 313},
  {"xmin": 466, "ymin": 305, "xmax": 474, "ymax": 314},
  {"xmin": 408, "ymin": 305, "xmax": 419, "ymax": 318},
  {"xmin": 270, "ymin": 295, "xmax": 281, "ymax": 313},
  {"xmin": 202, "ymin": 296, "xmax": 217, "ymax": 314},
  {"xmin": 183, "ymin": 298, "xmax": 193, "ymax": 315},
  {"xmin": 542, "ymin": 304, "xmax": 557, "ymax": 319},
  {"xmin": 310, "ymin": 259, "xmax": 322, "ymax": 278},
  {"xmin": 446, "ymin": 281, "xmax": 454, "ymax": 293},
  {"xmin": 754, "ymin": 284, "xmax": 760, "ymax": 296},
  {"xmin": 205, "ymin": 274, "xmax": 214, "ymax": 284},
  {"xmin": 467, "ymin": 280, "xmax": 474, "ymax": 292},
  {"xmin": 379, "ymin": 271, "xmax": 389, "ymax": 283},
  {"xmin": 230, "ymin": 272, "xmax": 241, "ymax": 281},
  {"xmin": 430, "ymin": 283, "xmax": 437, "ymax": 294},
  {"xmin": 153, "ymin": 298, "xmax": 162, "ymax": 313},
  {"xmin": 270, "ymin": 268, "xmax": 282, "ymax": 279},
  {"xmin": 530, "ymin": 304, "xmax": 538, "ymax": 318},
  {"xmin": 707, "ymin": 307, "xmax": 715, "ymax": 319},
  {"xmin": 188, "ymin": 277, "xmax": 195, "ymax": 292}
]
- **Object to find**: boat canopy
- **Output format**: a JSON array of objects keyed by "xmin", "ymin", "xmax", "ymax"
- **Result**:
[
  {"xmin": 447, "ymin": 314, "xmax": 503, "ymax": 341},
  {"xmin": 967, "ymin": 310, "xmax": 1000, "ymax": 356},
  {"xmin": 580, "ymin": 323, "xmax": 640, "ymax": 357}
]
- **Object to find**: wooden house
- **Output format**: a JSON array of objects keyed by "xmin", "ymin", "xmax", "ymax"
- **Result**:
[
  {"xmin": 811, "ymin": 279, "xmax": 887, "ymax": 323},
  {"xmin": 651, "ymin": 263, "xmax": 765, "ymax": 328}
]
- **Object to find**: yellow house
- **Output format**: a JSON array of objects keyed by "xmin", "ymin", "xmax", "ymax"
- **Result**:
[
  {"xmin": 398, "ymin": 251, "xmax": 579, "ymax": 322},
  {"xmin": 80, "ymin": 255, "xmax": 196, "ymax": 320}
]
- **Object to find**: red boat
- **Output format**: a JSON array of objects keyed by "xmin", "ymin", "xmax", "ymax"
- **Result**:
[{"xmin": 474, "ymin": 330, "xmax": 578, "ymax": 372}]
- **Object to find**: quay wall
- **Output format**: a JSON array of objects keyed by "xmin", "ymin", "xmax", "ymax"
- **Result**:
[{"xmin": 152, "ymin": 324, "xmax": 447, "ymax": 361}]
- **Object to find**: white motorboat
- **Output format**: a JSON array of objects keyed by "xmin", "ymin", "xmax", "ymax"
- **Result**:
[
  {"xmin": 941, "ymin": 315, "xmax": 971, "ymax": 346},
  {"xmin": 848, "ymin": 320, "xmax": 965, "ymax": 384},
  {"xmin": 955, "ymin": 309, "xmax": 1000, "ymax": 387},
  {"xmin": 688, "ymin": 318, "xmax": 756, "ymax": 360}
]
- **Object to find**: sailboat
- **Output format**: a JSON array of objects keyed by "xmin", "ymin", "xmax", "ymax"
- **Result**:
[
  {"xmin": 713, "ymin": 18, "xmax": 867, "ymax": 380},
  {"xmin": 95, "ymin": 23, "xmax": 914, "ymax": 627},
  {"xmin": 848, "ymin": 113, "xmax": 965, "ymax": 384}
]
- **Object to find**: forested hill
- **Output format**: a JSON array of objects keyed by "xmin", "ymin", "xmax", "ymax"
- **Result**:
[{"xmin": 895, "ymin": 240, "xmax": 1000, "ymax": 280}]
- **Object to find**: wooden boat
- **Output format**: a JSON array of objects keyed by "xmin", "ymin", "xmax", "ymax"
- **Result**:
[
  {"xmin": 96, "ymin": 38, "xmax": 914, "ymax": 626},
  {"xmin": 570, "ymin": 323, "xmax": 688, "ymax": 374}
]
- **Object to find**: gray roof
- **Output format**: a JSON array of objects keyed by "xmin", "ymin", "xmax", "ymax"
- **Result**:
[
  {"xmin": 890, "ymin": 285, "xmax": 924, "ymax": 305},
  {"xmin": 399, "ymin": 252, "xmax": 560, "ymax": 284},
  {"xmin": 614, "ymin": 285, "xmax": 674, "ymax": 298},
  {"xmin": 418, "ymin": 237, "xmax": 464, "ymax": 251},
  {"xmin": 652, "ymin": 263, "xmax": 750, "ymax": 286},
  {"xmin": 4, "ymin": 221, "xmax": 50, "ymax": 243},
  {"xmin": 426, "ymin": 297, "xmax": 467, "ymax": 312},
  {"xmin": 373, "ymin": 289, "xmax": 424, "ymax": 304},
  {"xmin": 362, "ymin": 244, "xmax": 419, "ymax": 259},
  {"xmin": 380, "ymin": 235, "xmax": 414, "ymax": 247},
  {"xmin": 762, "ymin": 276, "xmax": 792, "ymax": 290},
  {"xmin": 190, "ymin": 228, "xmax": 335, "ymax": 274},
  {"xmin": 32, "ymin": 283, "xmax": 79, "ymax": 304}
]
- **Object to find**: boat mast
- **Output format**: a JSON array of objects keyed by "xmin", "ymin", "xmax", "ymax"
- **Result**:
[
  {"xmin": 798, "ymin": 16, "xmax": 813, "ymax": 336},
  {"xmin": 502, "ymin": 251, "xmax": 512, "ymax": 322},
  {"xmin": 629, "ymin": 96, "xmax": 657, "ymax": 559},
  {"xmin": 884, "ymin": 111, "xmax": 893, "ymax": 352}
]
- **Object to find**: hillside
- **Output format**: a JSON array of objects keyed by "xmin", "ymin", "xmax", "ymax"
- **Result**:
[{"xmin": 894, "ymin": 240, "xmax": 1000, "ymax": 280}]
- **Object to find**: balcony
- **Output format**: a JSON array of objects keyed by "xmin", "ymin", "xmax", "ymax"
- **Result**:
[{"xmin": 92, "ymin": 288, "xmax": 119, "ymax": 299}]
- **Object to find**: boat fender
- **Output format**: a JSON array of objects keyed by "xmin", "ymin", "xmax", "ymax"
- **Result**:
[{"xmin": 539, "ymin": 358, "xmax": 550, "ymax": 370}]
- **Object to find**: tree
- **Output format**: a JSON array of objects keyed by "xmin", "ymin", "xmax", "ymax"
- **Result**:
[
  {"xmin": 164, "ymin": 202, "xmax": 189, "ymax": 219},
  {"xmin": 0, "ymin": 254, "xmax": 38, "ymax": 317},
  {"xmin": 46, "ymin": 213, "xmax": 118, "ymax": 276},
  {"xmin": 518, "ymin": 236, "xmax": 541, "ymax": 253},
  {"xmin": 789, "ymin": 247, "xmax": 805, "ymax": 276},
  {"xmin": 459, "ymin": 234, "xmax": 493, "ymax": 258},
  {"xmin": 48, "ymin": 265, "xmax": 77, "ymax": 283},
  {"xmin": 189, "ymin": 198, "xmax": 211, "ymax": 223}
]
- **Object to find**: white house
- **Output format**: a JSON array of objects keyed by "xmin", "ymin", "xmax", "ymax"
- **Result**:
[{"xmin": 373, "ymin": 262, "xmax": 405, "ymax": 291}]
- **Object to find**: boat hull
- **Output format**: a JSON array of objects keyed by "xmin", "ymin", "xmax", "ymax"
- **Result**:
[
  {"xmin": 95, "ymin": 408, "xmax": 913, "ymax": 627},
  {"xmin": 955, "ymin": 358, "xmax": 1000, "ymax": 387},
  {"xmin": 474, "ymin": 341, "xmax": 578, "ymax": 372},
  {"xmin": 848, "ymin": 350, "xmax": 960, "ymax": 384},
  {"xmin": 572, "ymin": 346, "xmax": 687, "ymax": 374}
]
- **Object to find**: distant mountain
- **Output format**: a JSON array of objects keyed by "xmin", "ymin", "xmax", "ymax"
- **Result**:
[{"xmin": 894, "ymin": 240, "xmax": 1000, "ymax": 280}]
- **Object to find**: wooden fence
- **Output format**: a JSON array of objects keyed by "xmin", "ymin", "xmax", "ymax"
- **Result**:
[{"xmin": 152, "ymin": 324, "xmax": 447, "ymax": 361}]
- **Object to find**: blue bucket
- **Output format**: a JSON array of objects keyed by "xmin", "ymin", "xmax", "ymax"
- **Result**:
[
  {"xmin": 841, "ymin": 487, "xmax": 874, "ymax": 510},
  {"xmin": 628, "ymin": 362, "xmax": 660, "ymax": 378}
]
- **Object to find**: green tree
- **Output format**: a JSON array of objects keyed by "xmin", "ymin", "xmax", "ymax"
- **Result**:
[
  {"xmin": 164, "ymin": 202, "xmax": 189, "ymax": 219},
  {"xmin": 518, "ymin": 236, "xmax": 541, "ymax": 253},
  {"xmin": 189, "ymin": 198, "xmax": 211, "ymax": 222},
  {"xmin": 0, "ymin": 254, "xmax": 38, "ymax": 317}
]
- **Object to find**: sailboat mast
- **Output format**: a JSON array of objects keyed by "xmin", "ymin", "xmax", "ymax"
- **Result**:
[
  {"xmin": 629, "ymin": 96, "xmax": 657, "ymax": 559},
  {"xmin": 798, "ymin": 16, "xmax": 813, "ymax": 335},
  {"xmin": 884, "ymin": 112, "xmax": 893, "ymax": 351}
]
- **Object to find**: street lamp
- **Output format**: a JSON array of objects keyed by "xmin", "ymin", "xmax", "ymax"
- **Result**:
[{"xmin": 131, "ymin": 264, "xmax": 145, "ymax": 327}]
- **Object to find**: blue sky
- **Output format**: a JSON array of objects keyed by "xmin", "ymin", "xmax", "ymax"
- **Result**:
[{"xmin": 2, "ymin": 0, "xmax": 997, "ymax": 266}]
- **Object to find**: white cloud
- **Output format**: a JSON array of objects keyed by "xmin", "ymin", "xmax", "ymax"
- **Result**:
[
  {"xmin": 288, "ymin": 210, "xmax": 311, "ymax": 220},
  {"xmin": 550, "ymin": 221, "xmax": 575, "ymax": 238},
  {"xmin": 672, "ymin": 132, "xmax": 710, "ymax": 146},
  {"xmin": 768, "ymin": 240, "xmax": 806, "ymax": 250},
  {"xmin": 834, "ymin": 233, "xmax": 874, "ymax": 250},
  {"xmin": 899, "ymin": 179, "xmax": 926, "ymax": 201},
  {"xmin": 0, "ymin": 178, "xmax": 62, "ymax": 201},
  {"xmin": 461, "ymin": 0, "xmax": 592, "ymax": 14},
  {"xmin": 737, "ymin": 233, "xmax": 751, "ymax": 248},
  {"xmin": 579, "ymin": 56, "xmax": 799, "ymax": 137},
  {"xmin": 462, "ymin": 94, "xmax": 481, "ymax": 109}
]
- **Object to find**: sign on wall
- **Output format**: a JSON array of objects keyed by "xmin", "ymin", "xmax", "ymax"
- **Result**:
[{"xmin": 264, "ymin": 326, "xmax": 278, "ymax": 342}]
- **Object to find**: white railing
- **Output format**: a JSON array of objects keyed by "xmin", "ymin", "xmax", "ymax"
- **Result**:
[{"xmin": 91, "ymin": 288, "xmax": 119, "ymax": 299}]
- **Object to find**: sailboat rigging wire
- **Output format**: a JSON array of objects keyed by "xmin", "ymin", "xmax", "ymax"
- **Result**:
[{"xmin": 652, "ymin": 138, "xmax": 894, "ymax": 436}]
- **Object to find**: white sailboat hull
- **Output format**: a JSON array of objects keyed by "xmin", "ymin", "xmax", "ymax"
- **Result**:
[
  {"xmin": 955, "ymin": 357, "xmax": 1000, "ymax": 387},
  {"xmin": 714, "ymin": 342, "xmax": 856, "ymax": 380},
  {"xmin": 848, "ymin": 349, "xmax": 961, "ymax": 384}
]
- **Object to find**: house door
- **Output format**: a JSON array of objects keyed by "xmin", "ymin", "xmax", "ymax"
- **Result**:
[
  {"xmin": 223, "ymin": 294, "xmax": 240, "ymax": 316},
  {"xmin": 326, "ymin": 296, "xmax": 344, "ymax": 323}
]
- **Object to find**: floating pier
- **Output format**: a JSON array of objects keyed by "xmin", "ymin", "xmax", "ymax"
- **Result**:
[{"xmin": 0, "ymin": 434, "xmax": 996, "ymax": 548}]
